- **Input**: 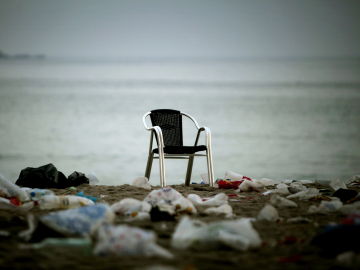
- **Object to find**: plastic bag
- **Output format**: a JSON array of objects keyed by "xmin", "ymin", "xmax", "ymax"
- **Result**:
[
  {"xmin": 38, "ymin": 195, "xmax": 95, "ymax": 210},
  {"xmin": 40, "ymin": 204, "xmax": 114, "ymax": 237},
  {"xmin": 329, "ymin": 179, "xmax": 347, "ymax": 191},
  {"xmin": 287, "ymin": 188, "xmax": 320, "ymax": 200},
  {"xmin": 93, "ymin": 224, "xmax": 173, "ymax": 258},
  {"xmin": 257, "ymin": 204, "xmax": 280, "ymax": 222},
  {"xmin": 0, "ymin": 173, "xmax": 29, "ymax": 202},
  {"xmin": 270, "ymin": 195, "xmax": 298, "ymax": 208},
  {"xmin": 144, "ymin": 187, "xmax": 183, "ymax": 206},
  {"xmin": 288, "ymin": 182, "xmax": 307, "ymax": 194},
  {"xmin": 203, "ymin": 204, "xmax": 233, "ymax": 218},
  {"xmin": 131, "ymin": 177, "xmax": 151, "ymax": 190},
  {"xmin": 111, "ymin": 198, "xmax": 151, "ymax": 220},
  {"xmin": 187, "ymin": 193, "xmax": 228, "ymax": 207},
  {"xmin": 237, "ymin": 180, "xmax": 262, "ymax": 192},
  {"xmin": 171, "ymin": 216, "xmax": 261, "ymax": 251},
  {"xmin": 308, "ymin": 199, "xmax": 343, "ymax": 214}
]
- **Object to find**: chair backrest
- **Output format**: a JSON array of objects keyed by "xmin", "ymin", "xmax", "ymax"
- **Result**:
[{"xmin": 150, "ymin": 109, "xmax": 183, "ymax": 147}]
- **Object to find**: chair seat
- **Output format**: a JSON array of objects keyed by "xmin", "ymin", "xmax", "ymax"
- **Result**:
[{"xmin": 153, "ymin": 145, "xmax": 207, "ymax": 154}]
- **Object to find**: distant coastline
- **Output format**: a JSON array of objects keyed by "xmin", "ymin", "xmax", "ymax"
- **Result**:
[{"xmin": 0, "ymin": 50, "xmax": 45, "ymax": 60}]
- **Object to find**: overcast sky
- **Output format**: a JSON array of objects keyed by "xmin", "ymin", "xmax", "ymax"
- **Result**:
[{"xmin": 0, "ymin": 0, "xmax": 359, "ymax": 59}]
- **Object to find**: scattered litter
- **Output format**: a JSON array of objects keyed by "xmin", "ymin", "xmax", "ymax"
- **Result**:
[
  {"xmin": 131, "ymin": 177, "xmax": 152, "ymax": 190},
  {"xmin": 237, "ymin": 180, "xmax": 262, "ymax": 192},
  {"xmin": 308, "ymin": 199, "xmax": 343, "ymax": 214},
  {"xmin": 270, "ymin": 195, "xmax": 298, "ymax": 208},
  {"xmin": 224, "ymin": 170, "xmax": 244, "ymax": 181},
  {"xmin": 329, "ymin": 179, "xmax": 347, "ymax": 191},
  {"xmin": 255, "ymin": 178, "xmax": 281, "ymax": 187},
  {"xmin": 144, "ymin": 187, "xmax": 182, "ymax": 206},
  {"xmin": 187, "ymin": 193, "xmax": 228, "ymax": 207},
  {"xmin": 200, "ymin": 173, "xmax": 209, "ymax": 184},
  {"xmin": 287, "ymin": 188, "xmax": 320, "ymax": 200},
  {"xmin": 341, "ymin": 213, "xmax": 360, "ymax": 225},
  {"xmin": 38, "ymin": 195, "xmax": 95, "ymax": 210},
  {"xmin": 274, "ymin": 183, "xmax": 290, "ymax": 195},
  {"xmin": 111, "ymin": 198, "xmax": 151, "ymax": 220},
  {"xmin": 257, "ymin": 204, "xmax": 280, "ymax": 222},
  {"xmin": 298, "ymin": 179, "xmax": 315, "ymax": 185},
  {"xmin": 286, "ymin": 217, "xmax": 312, "ymax": 224},
  {"xmin": 38, "ymin": 204, "xmax": 114, "ymax": 237},
  {"xmin": 86, "ymin": 172, "xmax": 100, "ymax": 185},
  {"xmin": 76, "ymin": 191, "xmax": 98, "ymax": 202},
  {"xmin": 288, "ymin": 182, "xmax": 307, "ymax": 194},
  {"xmin": 171, "ymin": 216, "xmax": 261, "ymax": 251},
  {"xmin": 67, "ymin": 171, "xmax": 90, "ymax": 186},
  {"xmin": 332, "ymin": 188, "xmax": 358, "ymax": 203},
  {"xmin": 93, "ymin": 224, "xmax": 173, "ymax": 258},
  {"xmin": 0, "ymin": 173, "xmax": 29, "ymax": 202},
  {"xmin": 203, "ymin": 204, "xmax": 233, "ymax": 218}
]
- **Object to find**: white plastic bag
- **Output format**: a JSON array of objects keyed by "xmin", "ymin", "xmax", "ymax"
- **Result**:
[
  {"xmin": 131, "ymin": 177, "xmax": 151, "ymax": 190},
  {"xmin": 308, "ymin": 199, "xmax": 343, "ymax": 214},
  {"xmin": 40, "ymin": 204, "xmax": 114, "ymax": 237},
  {"xmin": 187, "ymin": 193, "xmax": 228, "ymax": 207},
  {"xmin": 288, "ymin": 182, "xmax": 307, "ymax": 194},
  {"xmin": 94, "ymin": 224, "xmax": 173, "ymax": 258},
  {"xmin": 0, "ymin": 173, "xmax": 29, "ymax": 202},
  {"xmin": 237, "ymin": 180, "xmax": 263, "ymax": 192},
  {"xmin": 203, "ymin": 204, "xmax": 233, "ymax": 218},
  {"xmin": 329, "ymin": 179, "xmax": 347, "ymax": 191},
  {"xmin": 287, "ymin": 188, "xmax": 320, "ymax": 200},
  {"xmin": 257, "ymin": 204, "xmax": 279, "ymax": 222},
  {"xmin": 171, "ymin": 216, "xmax": 261, "ymax": 251},
  {"xmin": 270, "ymin": 195, "xmax": 298, "ymax": 208},
  {"xmin": 224, "ymin": 171, "xmax": 243, "ymax": 181},
  {"xmin": 111, "ymin": 198, "xmax": 151, "ymax": 220},
  {"xmin": 144, "ymin": 187, "xmax": 183, "ymax": 206}
]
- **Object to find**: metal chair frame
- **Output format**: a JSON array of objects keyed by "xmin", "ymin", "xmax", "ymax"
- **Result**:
[{"xmin": 143, "ymin": 111, "xmax": 214, "ymax": 187}]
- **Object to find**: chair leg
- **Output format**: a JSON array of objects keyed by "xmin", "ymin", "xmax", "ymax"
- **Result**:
[
  {"xmin": 206, "ymin": 150, "xmax": 215, "ymax": 187},
  {"xmin": 145, "ymin": 153, "xmax": 154, "ymax": 180},
  {"xmin": 185, "ymin": 156, "xmax": 194, "ymax": 186},
  {"xmin": 159, "ymin": 151, "xmax": 166, "ymax": 187}
]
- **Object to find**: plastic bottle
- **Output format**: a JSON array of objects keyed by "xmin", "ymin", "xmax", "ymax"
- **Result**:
[
  {"xmin": 38, "ymin": 195, "xmax": 94, "ymax": 210},
  {"xmin": 23, "ymin": 188, "xmax": 55, "ymax": 201}
]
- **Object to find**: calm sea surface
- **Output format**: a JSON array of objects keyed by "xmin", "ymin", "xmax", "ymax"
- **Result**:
[{"xmin": 0, "ymin": 58, "xmax": 359, "ymax": 185}]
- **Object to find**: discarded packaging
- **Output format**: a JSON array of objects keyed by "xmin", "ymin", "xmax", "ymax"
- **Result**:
[
  {"xmin": 171, "ymin": 216, "xmax": 261, "ymax": 251},
  {"xmin": 270, "ymin": 195, "xmax": 298, "ymax": 208},
  {"xmin": 187, "ymin": 193, "xmax": 228, "ymax": 207},
  {"xmin": 131, "ymin": 177, "xmax": 152, "ymax": 190},
  {"xmin": 308, "ymin": 199, "xmax": 343, "ymax": 214},
  {"xmin": 329, "ymin": 179, "xmax": 347, "ymax": 191},
  {"xmin": 111, "ymin": 198, "xmax": 151, "ymax": 218},
  {"xmin": 38, "ymin": 195, "xmax": 95, "ymax": 210},
  {"xmin": 333, "ymin": 188, "xmax": 358, "ymax": 203},
  {"xmin": 22, "ymin": 188, "xmax": 55, "ymax": 201},
  {"xmin": 288, "ymin": 182, "xmax": 307, "ymax": 194},
  {"xmin": 40, "ymin": 204, "xmax": 115, "ymax": 237},
  {"xmin": 287, "ymin": 188, "xmax": 320, "ymax": 200},
  {"xmin": 203, "ymin": 204, "xmax": 233, "ymax": 218},
  {"xmin": 144, "ymin": 187, "xmax": 183, "ymax": 206},
  {"xmin": 237, "ymin": 180, "xmax": 262, "ymax": 192},
  {"xmin": 93, "ymin": 224, "xmax": 173, "ymax": 258},
  {"xmin": 257, "ymin": 204, "xmax": 280, "ymax": 222},
  {"xmin": 0, "ymin": 173, "xmax": 29, "ymax": 202}
]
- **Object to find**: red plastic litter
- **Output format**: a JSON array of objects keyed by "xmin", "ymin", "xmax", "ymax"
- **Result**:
[
  {"xmin": 9, "ymin": 197, "xmax": 21, "ymax": 206},
  {"xmin": 227, "ymin": 194, "xmax": 238, "ymax": 197},
  {"xmin": 217, "ymin": 180, "xmax": 243, "ymax": 189}
]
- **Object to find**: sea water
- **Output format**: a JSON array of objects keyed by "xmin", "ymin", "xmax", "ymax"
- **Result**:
[{"xmin": 0, "ymin": 58, "xmax": 359, "ymax": 185}]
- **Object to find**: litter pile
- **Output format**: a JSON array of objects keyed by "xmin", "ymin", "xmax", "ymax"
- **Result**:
[{"xmin": 1, "ymin": 166, "xmax": 360, "ymax": 269}]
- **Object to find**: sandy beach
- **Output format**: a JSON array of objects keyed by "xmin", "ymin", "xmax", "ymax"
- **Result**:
[{"xmin": 1, "ymin": 181, "xmax": 359, "ymax": 270}]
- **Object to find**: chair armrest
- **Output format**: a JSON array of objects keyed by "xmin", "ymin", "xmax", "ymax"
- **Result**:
[
  {"xmin": 146, "ymin": 126, "xmax": 165, "ymax": 152},
  {"xmin": 194, "ymin": 126, "xmax": 211, "ymax": 146}
]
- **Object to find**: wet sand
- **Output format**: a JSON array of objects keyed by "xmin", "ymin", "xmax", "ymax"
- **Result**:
[{"xmin": 0, "ymin": 183, "xmax": 356, "ymax": 270}]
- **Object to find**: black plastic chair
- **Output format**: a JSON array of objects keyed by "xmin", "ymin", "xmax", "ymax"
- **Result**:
[{"xmin": 143, "ymin": 109, "xmax": 214, "ymax": 187}]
